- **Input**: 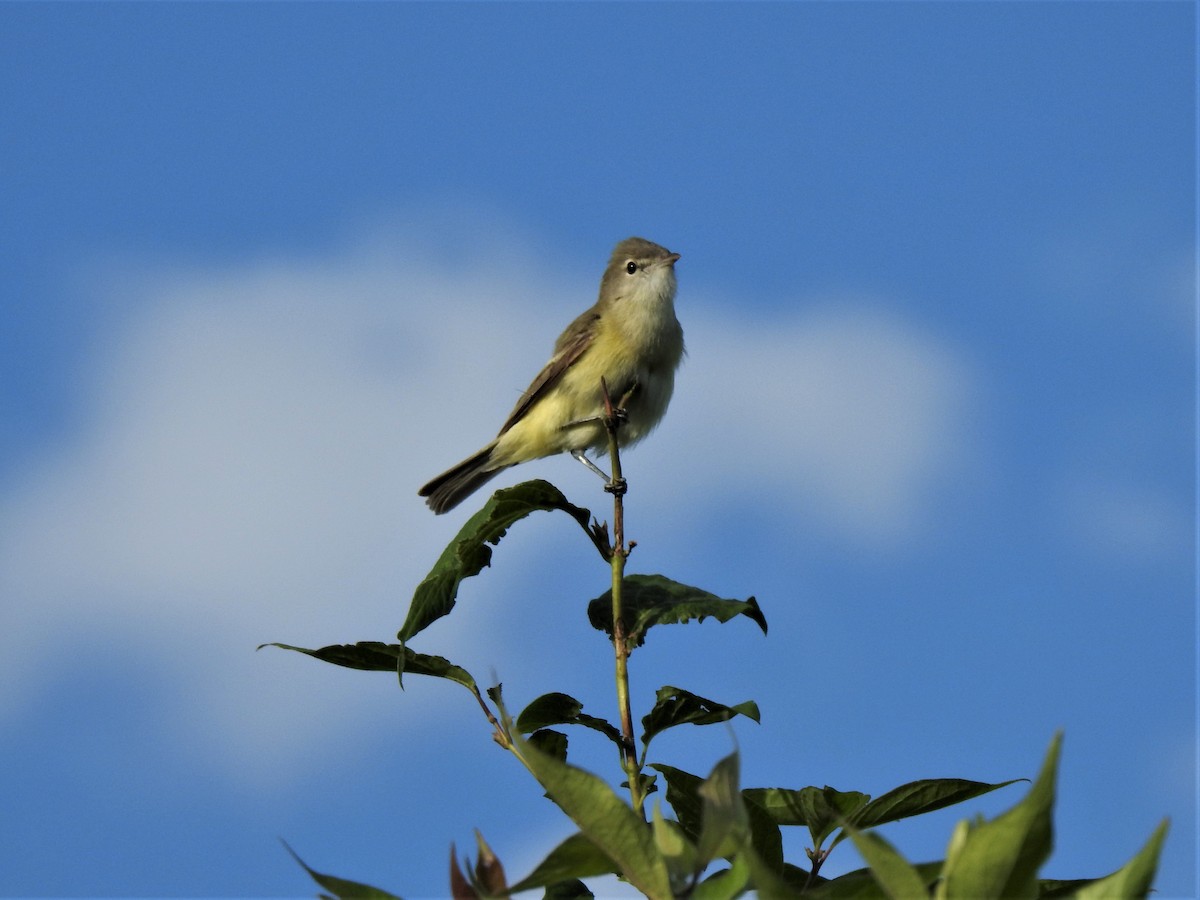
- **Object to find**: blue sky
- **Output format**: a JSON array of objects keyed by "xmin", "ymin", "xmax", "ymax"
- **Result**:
[{"xmin": 1, "ymin": 3, "xmax": 1194, "ymax": 898}]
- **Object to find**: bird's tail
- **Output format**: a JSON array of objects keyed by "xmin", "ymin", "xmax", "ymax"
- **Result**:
[{"xmin": 418, "ymin": 443, "xmax": 508, "ymax": 514}]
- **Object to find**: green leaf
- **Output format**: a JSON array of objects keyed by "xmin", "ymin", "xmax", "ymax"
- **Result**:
[
  {"xmin": 283, "ymin": 841, "xmax": 403, "ymax": 900},
  {"xmin": 649, "ymin": 764, "xmax": 705, "ymax": 842},
  {"xmin": 1036, "ymin": 879, "xmax": 1103, "ymax": 898},
  {"xmin": 830, "ymin": 777, "xmax": 1023, "ymax": 850},
  {"xmin": 696, "ymin": 752, "xmax": 748, "ymax": 867},
  {"xmin": 651, "ymin": 805, "xmax": 691, "ymax": 860},
  {"xmin": 741, "ymin": 785, "xmax": 870, "ymax": 849},
  {"xmin": 803, "ymin": 787, "xmax": 871, "ymax": 851},
  {"xmin": 507, "ymin": 832, "xmax": 617, "ymax": 894},
  {"xmin": 400, "ymin": 480, "xmax": 593, "ymax": 642},
  {"xmin": 1072, "ymin": 818, "xmax": 1169, "ymax": 900},
  {"xmin": 781, "ymin": 862, "xmax": 823, "ymax": 894},
  {"xmin": 854, "ymin": 777, "xmax": 1023, "ymax": 828},
  {"xmin": 845, "ymin": 827, "xmax": 931, "ymax": 899},
  {"xmin": 937, "ymin": 734, "xmax": 1061, "ymax": 900},
  {"xmin": 262, "ymin": 641, "xmax": 477, "ymax": 691},
  {"xmin": 640, "ymin": 686, "xmax": 760, "ymax": 749},
  {"xmin": 743, "ymin": 793, "xmax": 785, "ymax": 875},
  {"xmin": 513, "ymin": 732, "xmax": 672, "ymax": 899},
  {"xmin": 528, "ymin": 729, "xmax": 569, "ymax": 762},
  {"xmin": 743, "ymin": 846, "xmax": 805, "ymax": 900},
  {"xmin": 692, "ymin": 853, "xmax": 750, "ymax": 900},
  {"xmin": 542, "ymin": 879, "xmax": 595, "ymax": 899},
  {"xmin": 806, "ymin": 862, "xmax": 944, "ymax": 899},
  {"xmin": 652, "ymin": 802, "xmax": 701, "ymax": 893},
  {"xmin": 588, "ymin": 574, "xmax": 767, "ymax": 649},
  {"xmin": 517, "ymin": 692, "xmax": 624, "ymax": 747}
]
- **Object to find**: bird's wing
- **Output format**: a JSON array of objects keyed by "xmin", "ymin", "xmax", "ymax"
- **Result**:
[{"xmin": 498, "ymin": 309, "xmax": 599, "ymax": 435}]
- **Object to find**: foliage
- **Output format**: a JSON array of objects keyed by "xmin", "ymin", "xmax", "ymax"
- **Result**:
[{"xmin": 266, "ymin": 473, "xmax": 1168, "ymax": 899}]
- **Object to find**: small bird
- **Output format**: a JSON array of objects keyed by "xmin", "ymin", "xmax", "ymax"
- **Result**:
[{"xmin": 419, "ymin": 237, "xmax": 684, "ymax": 514}]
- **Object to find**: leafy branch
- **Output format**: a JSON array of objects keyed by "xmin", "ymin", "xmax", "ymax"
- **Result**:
[{"xmin": 264, "ymin": 378, "xmax": 1169, "ymax": 898}]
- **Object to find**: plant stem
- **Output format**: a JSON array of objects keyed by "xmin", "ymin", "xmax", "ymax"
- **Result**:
[{"xmin": 599, "ymin": 380, "xmax": 642, "ymax": 817}]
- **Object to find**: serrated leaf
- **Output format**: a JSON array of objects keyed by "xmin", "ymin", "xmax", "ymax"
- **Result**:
[
  {"xmin": 513, "ymin": 732, "xmax": 672, "ymax": 899},
  {"xmin": 588, "ymin": 575, "xmax": 767, "ymax": 648},
  {"xmin": 845, "ymin": 827, "xmax": 931, "ymax": 899},
  {"xmin": 1072, "ymin": 819, "xmax": 1169, "ymax": 900},
  {"xmin": 937, "ymin": 734, "xmax": 1060, "ymax": 900},
  {"xmin": 641, "ymin": 686, "xmax": 760, "ymax": 749},
  {"xmin": 830, "ymin": 777, "xmax": 1023, "ymax": 850},
  {"xmin": 507, "ymin": 833, "xmax": 618, "ymax": 894},
  {"xmin": 649, "ymin": 764, "xmax": 705, "ymax": 842},
  {"xmin": 400, "ymin": 480, "xmax": 593, "ymax": 642},
  {"xmin": 262, "ymin": 642, "xmax": 477, "ymax": 691},
  {"xmin": 517, "ymin": 692, "xmax": 624, "ymax": 747},
  {"xmin": 283, "ymin": 841, "xmax": 403, "ymax": 900}
]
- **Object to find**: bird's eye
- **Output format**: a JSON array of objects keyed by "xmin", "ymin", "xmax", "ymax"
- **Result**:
[{"xmin": 625, "ymin": 260, "xmax": 638, "ymax": 275}]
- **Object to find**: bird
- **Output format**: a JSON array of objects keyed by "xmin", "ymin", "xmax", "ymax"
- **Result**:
[{"xmin": 419, "ymin": 237, "xmax": 684, "ymax": 514}]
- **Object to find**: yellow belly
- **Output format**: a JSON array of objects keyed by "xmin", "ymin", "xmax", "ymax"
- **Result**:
[{"xmin": 491, "ymin": 317, "xmax": 681, "ymax": 467}]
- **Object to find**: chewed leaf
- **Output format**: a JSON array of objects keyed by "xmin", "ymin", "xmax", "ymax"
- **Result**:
[
  {"xmin": 400, "ymin": 480, "xmax": 593, "ymax": 642},
  {"xmin": 641, "ymin": 686, "xmax": 760, "ymax": 748},
  {"xmin": 588, "ymin": 575, "xmax": 767, "ymax": 648}
]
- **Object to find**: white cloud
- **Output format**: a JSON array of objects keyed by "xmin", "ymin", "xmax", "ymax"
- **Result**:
[
  {"xmin": 0, "ymin": 236, "xmax": 549, "ymax": 784},
  {"xmin": 0, "ymin": 224, "xmax": 979, "ymax": 782},
  {"xmin": 660, "ymin": 299, "xmax": 979, "ymax": 544}
]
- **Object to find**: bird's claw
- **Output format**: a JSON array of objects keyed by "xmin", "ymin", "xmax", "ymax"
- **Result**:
[{"xmin": 604, "ymin": 476, "xmax": 628, "ymax": 496}]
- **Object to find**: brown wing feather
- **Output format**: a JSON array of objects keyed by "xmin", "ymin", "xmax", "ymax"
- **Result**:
[{"xmin": 497, "ymin": 309, "xmax": 598, "ymax": 435}]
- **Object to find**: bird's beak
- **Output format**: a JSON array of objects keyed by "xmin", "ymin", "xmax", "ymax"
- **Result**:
[{"xmin": 662, "ymin": 252, "xmax": 681, "ymax": 267}]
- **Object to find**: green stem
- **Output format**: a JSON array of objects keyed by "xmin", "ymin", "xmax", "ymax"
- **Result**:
[{"xmin": 603, "ymin": 383, "xmax": 642, "ymax": 818}]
